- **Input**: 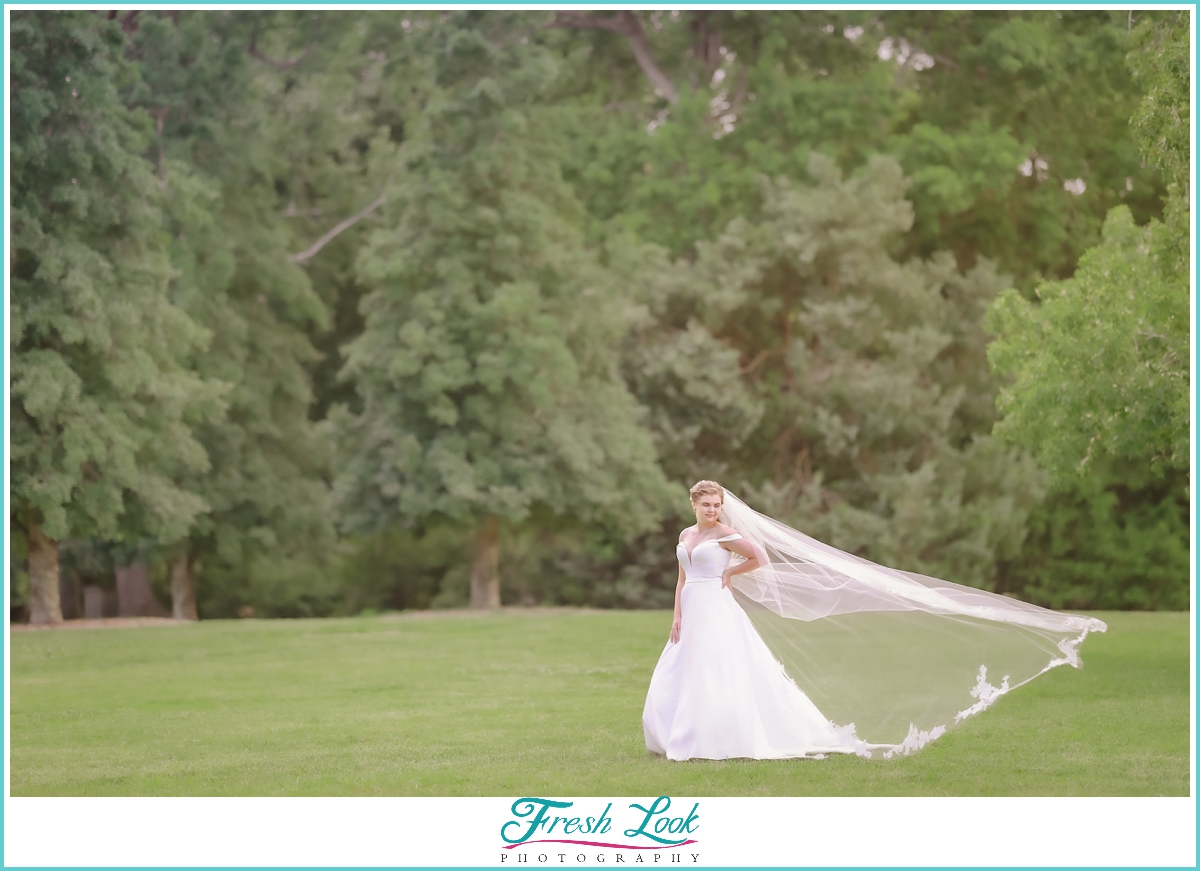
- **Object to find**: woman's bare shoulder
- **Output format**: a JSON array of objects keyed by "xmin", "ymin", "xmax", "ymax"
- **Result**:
[
  {"xmin": 716, "ymin": 523, "xmax": 740, "ymax": 538},
  {"xmin": 679, "ymin": 525, "xmax": 696, "ymax": 541}
]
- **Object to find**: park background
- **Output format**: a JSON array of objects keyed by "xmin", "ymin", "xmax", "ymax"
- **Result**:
[
  {"xmin": 6, "ymin": 7, "xmax": 1192, "ymax": 799},
  {"xmin": 9, "ymin": 8, "xmax": 1189, "ymax": 624}
]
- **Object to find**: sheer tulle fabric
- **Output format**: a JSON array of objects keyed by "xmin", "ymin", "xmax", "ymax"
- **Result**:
[{"xmin": 717, "ymin": 490, "xmax": 1106, "ymax": 758}]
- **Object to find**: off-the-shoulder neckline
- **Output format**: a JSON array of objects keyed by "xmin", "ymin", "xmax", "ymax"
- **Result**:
[{"xmin": 679, "ymin": 532, "xmax": 741, "ymax": 561}]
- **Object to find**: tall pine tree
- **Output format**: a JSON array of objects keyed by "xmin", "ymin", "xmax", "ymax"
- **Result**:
[
  {"xmin": 10, "ymin": 12, "xmax": 222, "ymax": 622},
  {"xmin": 640, "ymin": 154, "xmax": 1044, "ymax": 589}
]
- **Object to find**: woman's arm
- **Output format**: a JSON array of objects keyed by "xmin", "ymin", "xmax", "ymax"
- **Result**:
[
  {"xmin": 670, "ymin": 561, "xmax": 685, "ymax": 643},
  {"xmin": 720, "ymin": 537, "xmax": 765, "ymax": 589}
]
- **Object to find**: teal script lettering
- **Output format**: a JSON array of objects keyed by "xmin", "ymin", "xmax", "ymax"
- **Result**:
[
  {"xmin": 502, "ymin": 798, "xmax": 574, "ymax": 844},
  {"xmin": 622, "ymin": 796, "xmax": 694, "ymax": 846}
]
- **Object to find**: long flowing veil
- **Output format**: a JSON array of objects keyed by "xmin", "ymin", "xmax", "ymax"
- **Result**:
[{"xmin": 719, "ymin": 489, "xmax": 1107, "ymax": 757}]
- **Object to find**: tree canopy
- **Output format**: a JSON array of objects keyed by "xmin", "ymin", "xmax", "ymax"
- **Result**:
[
  {"xmin": 8, "ymin": 10, "xmax": 1189, "ymax": 621},
  {"xmin": 986, "ymin": 14, "xmax": 1189, "ymax": 483}
]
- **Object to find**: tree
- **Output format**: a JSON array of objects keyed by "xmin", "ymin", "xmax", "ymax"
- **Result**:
[
  {"xmin": 9, "ymin": 12, "xmax": 222, "ymax": 623},
  {"xmin": 336, "ymin": 13, "xmax": 674, "ymax": 608},
  {"xmin": 552, "ymin": 11, "xmax": 1165, "ymax": 291},
  {"xmin": 251, "ymin": 11, "xmax": 427, "ymax": 422},
  {"xmin": 880, "ymin": 10, "xmax": 1166, "ymax": 287},
  {"xmin": 118, "ymin": 11, "xmax": 341, "ymax": 618},
  {"xmin": 985, "ymin": 14, "xmax": 1189, "ymax": 483},
  {"xmin": 997, "ymin": 459, "xmax": 1189, "ymax": 610},
  {"xmin": 655, "ymin": 154, "xmax": 1044, "ymax": 587}
]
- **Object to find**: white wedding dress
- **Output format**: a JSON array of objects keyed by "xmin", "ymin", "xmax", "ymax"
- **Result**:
[{"xmin": 642, "ymin": 533, "xmax": 853, "ymax": 761}]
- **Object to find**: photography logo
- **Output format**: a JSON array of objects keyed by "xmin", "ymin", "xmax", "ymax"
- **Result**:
[{"xmin": 500, "ymin": 796, "xmax": 700, "ymax": 863}]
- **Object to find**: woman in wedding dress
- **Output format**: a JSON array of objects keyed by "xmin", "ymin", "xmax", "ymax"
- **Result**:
[
  {"xmin": 643, "ymin": 480, "xmax": 853, "ymax": 760},
  {"xmin": 643, "ymin": 480, "xmax": 1107, "ymax": 761}
]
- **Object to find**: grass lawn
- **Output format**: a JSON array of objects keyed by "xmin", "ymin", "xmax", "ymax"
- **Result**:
[{"xmin": 7, "ymin": 609, "xmax": 1191, "ymax": 796}]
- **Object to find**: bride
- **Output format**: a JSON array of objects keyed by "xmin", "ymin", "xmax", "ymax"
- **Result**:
[{"xmin": 643, "ymin": 480, "xmax": 1107, "ymax": 761}]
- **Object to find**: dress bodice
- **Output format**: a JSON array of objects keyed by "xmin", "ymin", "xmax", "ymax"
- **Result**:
[{"xmin": 677, "ymin": 533, "xmax": 743, "ymax": 581}]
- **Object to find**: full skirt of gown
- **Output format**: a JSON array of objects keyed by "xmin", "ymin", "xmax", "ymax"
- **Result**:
[{"xmin": 642, "ymin": 568, "xmax": 853, "ymax": 761}]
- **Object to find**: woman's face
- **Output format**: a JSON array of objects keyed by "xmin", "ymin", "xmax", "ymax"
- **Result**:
[{"xmin": 692, "ymin": 494, "xmax": 723, "ymax": 525}]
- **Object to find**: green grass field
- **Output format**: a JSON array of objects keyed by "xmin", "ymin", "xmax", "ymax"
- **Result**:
[{"xmin": 8, "ymin": 609, "xmax": 1191, "ymax": 796}]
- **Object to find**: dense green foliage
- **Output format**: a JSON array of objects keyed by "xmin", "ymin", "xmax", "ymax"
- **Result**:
[
  {"xmin": 129, "ymin": 14, "xmax": 338, "ymax": 615},
  {"xmin": 987, "ymin": 15, "xmax": 1190, "ymax": 482},
  {"xmin": 983, "ymin": 15, "xmax": 1189, "ymax": 612},
  {"xmin": 10, "ymin": 12, "xmax": 220, "ymax": 545},
  {"xmin": 9, "ymin": 10, "xmax": 1189, "ymax": 620},
  {"xmin": 998, "ymin": 462, "xmax": 1189, "ymax": 611},
  {"xmin": 559, "ymin": 11, "xmax": 1164, "ymax": 288},
  {"xmin": 10, "ymin": 610, "xmax": 1190, "ymax": 795},
  {"xmin": 607, "ymin": 153, "xmax": 1046, "ymax": 591},
  {"xmin": 337, "ymin": 15, "xmax": 673, "ymax": 536}
]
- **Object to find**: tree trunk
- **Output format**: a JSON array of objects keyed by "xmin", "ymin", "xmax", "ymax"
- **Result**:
[
  {"xmin": 170, "ymin": 552, "xmax": 199, "ymax": 621},
  {"xmin": 469, "ymin": 514, "xmax": 501, "ymax": 609},
  {"xmin": 27, "ymin": 521, "xmax": 62, "ymax": 625}
]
